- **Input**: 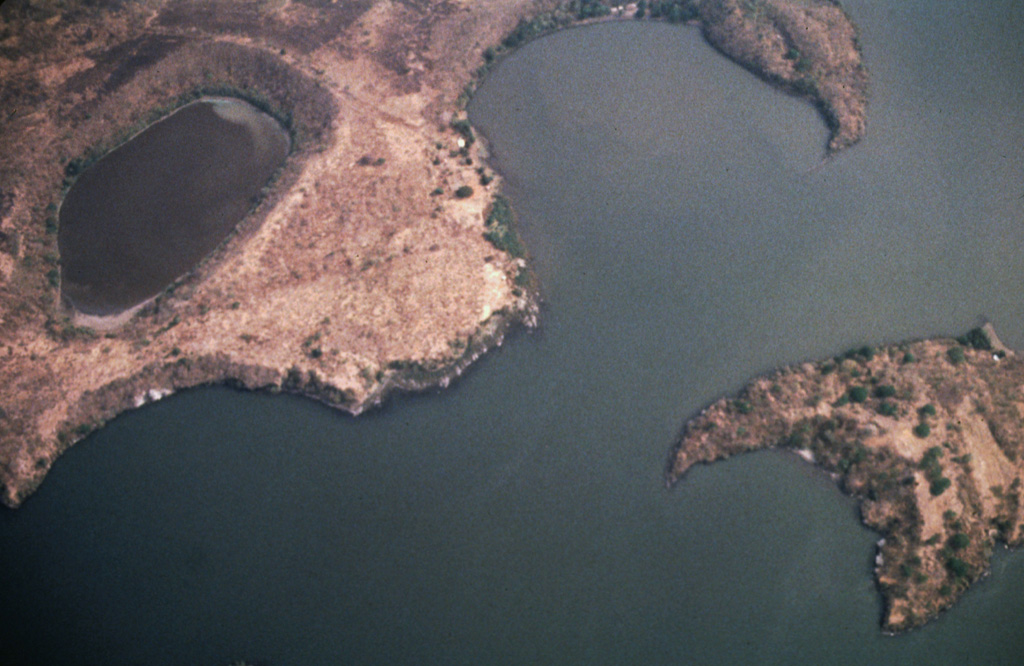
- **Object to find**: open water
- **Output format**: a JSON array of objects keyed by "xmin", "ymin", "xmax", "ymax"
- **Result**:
[{"xmin": 2, "ymin": 1, "xmax": 1024, "ymax": 664}]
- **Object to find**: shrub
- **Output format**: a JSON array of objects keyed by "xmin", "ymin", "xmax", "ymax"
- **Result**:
[
  {"xmin": 919, "ymin": 403, "xmax": 936, "ymax": 417},
  {"xmin": 451, "ymin": 119, "xmax": 474, "ymax": 145},
  {"xmin": 575, "ymin": 0, "xmax": 611, "ymax": 19},
  {"xmin": 877, "ymin": 401, "xmax": 898, "ymax": 417},
  {"xmin": 947, "ymin": 346, "xmax": 966, "ymax": 365},
  {"xmin": 946, "ymin": 557, "xmax": 970, "ymax": 579},
  {"xmin": 930, "ymin": 477, "xmax": 952, "ymax": 496},
  {"xmin": 454, "ymin": 185, "xmax": 474, "ymax": 199},
  {"xmin": 483, "ymin": 195, "xmax": 525, "ymax": 258},
  {"xmin": 501, "ymin": 12, "xmax": 565, "ymax": 49},
  {"xmin": 948, "ymin": 533, "xmax": 970, "ymax": 551},
  {"xmin": 848, "ymin": 386, "xmax": 869, "ymax": 403},
  {"xmin": 914, "ymin": 423, "xmax": 931, "ymax": 438},
  {"xmin": 963, "ymin": 327, "xmax": 992, "ymax": 350},
  {"xmin": 733, "ymin": 399, "xmax": 753, "ymax": 414},
  {"xmin": 874, "ymin": 384, "xmax": 896, "ymax": 398},
  {"xmin": 902, "ymin": 352, "xmax": 916, "ymax": 363}
]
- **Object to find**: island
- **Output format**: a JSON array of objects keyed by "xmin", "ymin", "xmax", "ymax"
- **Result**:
[
  {"xmin": 667, "ymin": 324, "xmax": 1024, "ymax": 632},
  {"xmin": 0, "ymin": 0, "xmax": 867, "ymax": 509}
]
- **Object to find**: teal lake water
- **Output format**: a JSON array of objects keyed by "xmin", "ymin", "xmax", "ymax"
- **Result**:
[{"xmin": 3, "ymin": 1, "xmax": 1024, "ymax": 663}]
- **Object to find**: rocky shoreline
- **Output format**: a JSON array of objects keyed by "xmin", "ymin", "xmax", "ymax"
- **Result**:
[{"xmin": 667, "ymin": 324, "xmax": 1024, "ymax": 632}]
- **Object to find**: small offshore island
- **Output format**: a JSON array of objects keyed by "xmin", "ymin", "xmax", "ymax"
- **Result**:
[
  {"xmin": 0, "ymin": 0, "xmax": 867, "ymax": 507},
  {"xmin": 668, "ymin": 324, "xmax": 1024, "ymax": 632}
]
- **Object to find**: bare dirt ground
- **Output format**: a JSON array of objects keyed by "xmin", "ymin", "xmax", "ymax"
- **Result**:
[{"xmin": 668, "ymin": 324, "xmax": 1024, "ymax": 632}]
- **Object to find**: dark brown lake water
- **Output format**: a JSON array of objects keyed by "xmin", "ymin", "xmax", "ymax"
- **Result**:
[{"xmin": 58, "ymin": 98, "xmax": 289, "ymax": 314}]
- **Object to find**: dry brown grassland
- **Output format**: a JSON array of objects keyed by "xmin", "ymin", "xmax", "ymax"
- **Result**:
[{"xmin": 0, "ymin": 0, "xmax": 550, "ymax": 507}]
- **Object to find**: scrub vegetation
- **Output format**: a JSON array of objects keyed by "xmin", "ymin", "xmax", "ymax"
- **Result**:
[
  {"xmin": 483, "ymin": 196, "xmax": 526, "ymax": 259},
  {"xmin": 667, "ymin": 325, "xmax": 1024, "ymax": 632}
]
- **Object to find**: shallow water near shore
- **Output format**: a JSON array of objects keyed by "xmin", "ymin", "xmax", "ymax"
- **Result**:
[
  {"xmin": 4, "ymin": 1, "xmax": 1024, "ymax": 664},
  {"xmin": 58, "ymin": 98, "xmax": 289, "ymax": 314}
]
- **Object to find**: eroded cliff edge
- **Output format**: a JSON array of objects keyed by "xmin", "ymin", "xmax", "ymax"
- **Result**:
[{"xmin": 667, "ymin": 324, "xmax": 1024, "ymax": 632}]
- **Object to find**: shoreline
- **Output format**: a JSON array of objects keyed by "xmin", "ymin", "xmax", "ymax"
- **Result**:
[
  {"xmin": 459, "ymin": 1, "xmax": 867, "ymax": 155},
  {"xmin": 666, "ymin": 324, "xmax": 1024, "ymax": 632},
  {"xmin": 0, "ymin": 0, "xmax": 544, "ymax": 507},
  {"xmin": 0, "ymin": 0, "xmax": 863, "ymax": 508}
]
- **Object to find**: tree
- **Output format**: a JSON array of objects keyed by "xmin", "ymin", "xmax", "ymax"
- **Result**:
[
  {"xmin": 949, "ymin": 533, "xmax": 970, "ymax": 551},
  {"xmin": 946, "ymin": 556, "xmax": 969, "ymax": 579},
  {"xmin": 874, "ymin": 384, "xmax": 896, "ymax": 398}
]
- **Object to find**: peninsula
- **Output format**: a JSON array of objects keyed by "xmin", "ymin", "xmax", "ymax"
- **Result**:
[
  {"xmin": 667, "ymin": 325, "xmax": 1024, "ymax": 632},
  {"xmin": 0, "ymin": 0, "xmax": 867, "ymax": 508}
]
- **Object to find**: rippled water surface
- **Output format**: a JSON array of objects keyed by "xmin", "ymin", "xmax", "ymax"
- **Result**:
[{"xmin": 3, "ymin": 2, "xmax": 1024, "ymax": 664}]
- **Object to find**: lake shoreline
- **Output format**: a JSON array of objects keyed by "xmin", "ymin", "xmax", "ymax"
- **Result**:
[
  {"xmin": 667, "ymin": 324, "xmax": 1024, "ymax": 632},
  {"xmin": 0, "ymin": 0, "xmax": 543, "ymax": 508},
  {"xmin": 0, "ymin": 0, "xmax": 866, "ymax": 508}
]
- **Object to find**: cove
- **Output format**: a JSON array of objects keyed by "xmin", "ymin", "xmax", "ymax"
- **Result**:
[
  {"xmin": 3, "ymin": 2, "xmax": 1024, "ymax": 664},
  {"xmin": 57, "ymin": 98, "xmax": 290, "ymax": 315}
]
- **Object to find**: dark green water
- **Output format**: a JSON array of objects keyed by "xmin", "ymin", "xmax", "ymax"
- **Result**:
[
  {"xmin": 58, "ymin": 98, "xmax": 289, "ymax": 315},
  {"xmin": 3, "ymin": 2, "xmax": 1024, "ymax": 664}
]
